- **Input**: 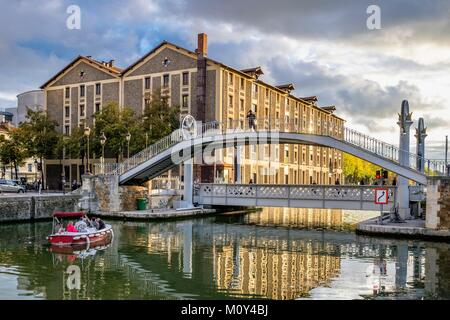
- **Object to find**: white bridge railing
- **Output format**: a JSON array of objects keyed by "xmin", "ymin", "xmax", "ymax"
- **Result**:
[
  {"xmin": 94, "ymin": 117, "xmax": 446, "ymax": 177},
  {"xmin": 195, "ymin": 184, "xmax": 396, "ymax": 202},
  {"xmin": 194, "ymin": 183, "xmax": 397, "ymax": 210}
]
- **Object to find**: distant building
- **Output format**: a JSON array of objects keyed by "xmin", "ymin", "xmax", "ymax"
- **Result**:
[
  {"xmin": 5, "ymin": 90, "xmax": 45, "ymax": 126},
  {"xmin": 0, "ymin": 109, "xmax": 14, "ymax": 123},
  {"xmin": 41, "ymin": 33, "xmax": 344, "ymax": 189}
]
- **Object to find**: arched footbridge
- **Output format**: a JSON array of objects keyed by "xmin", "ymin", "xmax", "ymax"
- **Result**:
[{"xmin": 96, "ymin": 118, "xmax": 445, "ymax": 186}]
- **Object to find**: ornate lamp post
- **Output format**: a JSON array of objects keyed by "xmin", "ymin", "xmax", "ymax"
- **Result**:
[
  {"xmin": 125, "ymin": 131, "xmax": 131, "ymax": 159},
  {"xmin": 84, "ymin": 126, "xmax": 91, "ymax": 174},
  {"xmin": 100, "ymin": 132, "xmax": 107, "ymax": 174}
]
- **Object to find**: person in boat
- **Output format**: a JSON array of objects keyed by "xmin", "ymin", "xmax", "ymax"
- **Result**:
[
  {"xmin": 82, "ymin": 214, "xmax": 93, "ymax": 227},
  {"xmin": 66, "ymin": 221, "xmax": 78, "ymax": 233},
  {"xmin": 75, "ymin": 216, "xmax": 88, "ymax": 232},
  {"xmin": 91, "ymin": 217, "xmax": 99, "ymax": 230},
  {"xmin": 96, "ymin": 218, "xmax": 106, "ymax": 230}
]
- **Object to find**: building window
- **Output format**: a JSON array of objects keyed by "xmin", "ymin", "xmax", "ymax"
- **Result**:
[
  {"xmin": 95, "ymin": 83, "xmax": 101, "ymax": 95},
  {"xmin": 251, "ymin": 103, "xmax": 257, "ymax": 113},
  {"xmin": 182, "ymin": 72, "xmax": 189, "ymax": 86},
  {"xmin": 276, "ymin": 94, "xmax": 280, "ymax": 103},
  {"xmin": 239, "ymin": 99, "xmax": 244, "ymax": 112},
  {"xmin": 240, "ymin": 78, "xmax": 245, "ymax": 90},
  {"xmin": 228, "ymin": 73, "xmax": 233, "ymax": 85},
  {"xmin": 144, "ymin": 99, "xmax": 151, "ymax": 109},
  {"xmin": 65, "ymin": 106, "xmax": 70, "ymax": 118},
  {"xmin": 252, "ymin": 83, "xmax": 258, "ymax": 99},
  {"xmin": 228, "ymin": 95, "xmax": 233, "ymax": 108},
  {"xmin": 145, "ymin": 77, "xmax": 151, "ymax": 90},
  {"xmin": 95, "ymin": 103, "xmax": 101, "ymax": 113},
  {"xmin": 65, "ymin": 87, "xmax": 70, "ymax": 99},
  {"xmin": 79, "ymin": 104, "xmax": 85, "ymax": 117},
  {"xmin": 265, "ymin": 88, "xmax": 269, "ymax": 98},
  {"xmin": 163, "ymin": 74, "xmax": 170, "ymax": 87},
  {"xmin": 80, "ymin": 85, "xmax": 85, "ymax": 97},
  {"xmin": 64, "ymin": 125, "xmax": 70, "ymax": 135},
  {"xmin": 182, "ymin": 95, "xmax": 189, "ymax": 109}
]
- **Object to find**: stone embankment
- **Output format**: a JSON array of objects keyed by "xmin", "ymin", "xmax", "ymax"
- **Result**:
[{"xmin": 0, "ymin": 193, "xmax": 81, "ymax": 223}]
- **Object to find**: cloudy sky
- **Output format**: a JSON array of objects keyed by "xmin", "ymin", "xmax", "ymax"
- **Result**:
[{"xmin": 1, "ymin": 0, "xmax": 449, "ymax": 158}]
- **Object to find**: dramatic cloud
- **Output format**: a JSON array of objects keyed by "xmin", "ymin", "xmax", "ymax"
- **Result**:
[{"xmin": 0, "ymin": 0, "xmax": 448, "ymax": 158}]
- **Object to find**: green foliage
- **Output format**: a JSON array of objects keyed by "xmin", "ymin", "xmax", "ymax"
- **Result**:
[
  {"xmin": 92, "ymin": 90, "xmax": 180, "ymax": 162},
  {"xmin": 342, "ymin": 153, "xmax": 386, "ymax": 184},
  {"xmin": 61, "ymin": 127, "xmax": 85, "ymax": 160},
  {"xmin": 19, "ymin": 109, "xmax": 60, "ymax": 160},
  {"xmin": 0, "ymin": 128, "xmax": 28, "ymax": 179},
  {"xmin": 141, "ymin": 89, "xmax": 180, "ymax": 145},
  {"xmin": 93, "ymin": 101, "xmax": 141, "ymax": 162}
]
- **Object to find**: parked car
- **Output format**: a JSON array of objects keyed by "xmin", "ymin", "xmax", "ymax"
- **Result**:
[{"xmin": 0, "ymin": 179, "xmax": 26, "ymax": 193}]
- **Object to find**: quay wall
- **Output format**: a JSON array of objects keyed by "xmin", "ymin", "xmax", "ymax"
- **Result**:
[
  {"xmin": 0, "ymin": 194, "xmax": 81, "ymax": 223},
  {"xmin": 426, "ymin": 177, "xmax": 450, "ymax": 230}
]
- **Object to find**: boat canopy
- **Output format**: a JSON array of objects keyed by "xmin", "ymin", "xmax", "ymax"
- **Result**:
[{"xmin": 53, "ymin": 211, "xmax": 85, "ymax": 218}]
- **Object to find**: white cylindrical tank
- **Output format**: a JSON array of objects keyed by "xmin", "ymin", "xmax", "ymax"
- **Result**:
[{"xmin": 16, "ymin": 90, "xmax": 44, "ymax": 125}]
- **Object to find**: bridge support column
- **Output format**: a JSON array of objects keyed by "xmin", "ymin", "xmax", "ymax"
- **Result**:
[
  {"xmin": 397, "ymin": 100, "xmax": 414, "ymax": 220},
  {"xmin": 183, "ymin": 159, "xmax": 194, "ymax": 208},
  {"xmin": 415, "ymin": 118, "xmax": 427, "ymax": 174},
  {"xmin": 234, "ymin": 145, "xmax": 241, "ymax": 183}
]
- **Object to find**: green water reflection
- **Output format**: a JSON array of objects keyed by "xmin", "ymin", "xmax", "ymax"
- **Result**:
[{"xmin": 0, "ymin": 207, "xmax": 449, "ymax": 300}]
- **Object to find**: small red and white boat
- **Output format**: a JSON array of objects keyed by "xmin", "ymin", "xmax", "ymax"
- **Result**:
[{"xmin": 47, "ymin": 211, "xmax": 113, "ymax": 247}]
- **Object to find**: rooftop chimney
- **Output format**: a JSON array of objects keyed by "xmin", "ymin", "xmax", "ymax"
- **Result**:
[
  {"xmin": 197, "ymin": 33, "xmax": 208, "ymax": 57},
  {"xmin": 108, "ymin": 59, "xmax": 115, "ymax": 67}
]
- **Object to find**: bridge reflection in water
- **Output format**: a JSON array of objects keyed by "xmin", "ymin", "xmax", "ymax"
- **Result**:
[{"xmin": 0, "ymin": 209, "xmax": 449, "ymax": 300}]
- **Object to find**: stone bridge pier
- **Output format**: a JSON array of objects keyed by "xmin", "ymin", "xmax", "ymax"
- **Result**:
[
  {"xmin": 79, "ymin": 174, "xmax": 148, "ymax": 213},
  {"xmin": 426, "ymin": 177, "xmax": 450, "ymax": 229}
]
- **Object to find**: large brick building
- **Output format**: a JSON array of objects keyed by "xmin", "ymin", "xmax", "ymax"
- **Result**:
[{"xmin": 41, "ymin": 33, "xmax": 344, "ymax": 189}]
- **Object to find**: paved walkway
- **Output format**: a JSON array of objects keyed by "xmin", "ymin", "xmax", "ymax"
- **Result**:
[
  {"xmin": 95, "ymin": 207, "xmax": 216, "ymax": 220},
  {"xmin": 356, "ymin": 217, "xmax": 450, "ymax": 241}
]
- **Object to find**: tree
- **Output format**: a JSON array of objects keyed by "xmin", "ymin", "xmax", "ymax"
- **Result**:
[
  {"xmin": 93, "ymin": 101, "xmax": 141, "ymax": 162},
  {"xmin": 342, "ymin": 153, "xmax": 384, "ymax": 184},
  {"xmin": 141, "ymin": 89, "xmax": 180, "ymax": 145},
  {"xmin": 18, "ymin": 109, "xmax": 60, "ymax": 185},
  {"xmin": 62, "ymin": 127, "xmax": 85, "ymax": 163},
  {"xmin": 0, "ymin": 128, "xmax": 28, "ymax": 179}
]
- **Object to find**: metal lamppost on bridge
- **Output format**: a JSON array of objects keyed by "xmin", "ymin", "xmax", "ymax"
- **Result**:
[
  {"xmin": 84, "ymin": 126, "xmax": 91, "ymax": 174},
  {"xmin": 100, "ymin": 132, "xmax": 106, "ymax": 174},
  {"xmin": 125, "ymin": 131, "xmax": 131, "ymax": 159}
]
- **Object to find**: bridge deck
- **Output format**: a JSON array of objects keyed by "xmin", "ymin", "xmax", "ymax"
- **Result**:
[{"xmin": 194, "ymin": 184, "xmax": 397, "ymax": 211}]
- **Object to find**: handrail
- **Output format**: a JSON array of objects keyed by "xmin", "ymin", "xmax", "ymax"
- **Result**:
[{"xmin": 94, "ymin": 117, "xmax": 446, "ymax": 177}]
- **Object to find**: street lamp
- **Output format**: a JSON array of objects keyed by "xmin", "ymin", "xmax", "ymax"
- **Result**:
[
  {"xmin": 143, "ymin": 116, "xmax": 149, "ymax": 148},
  {"xmin": 125, "ymin": 131, "xmax": 131, "ymax": 159},
  {"xmin": 100, "ymin": 132, "xmax": 107, "ymax": 174},
  {"xmin": 84, "ymin": 126, "xmax": 91, "ymax": 174}
]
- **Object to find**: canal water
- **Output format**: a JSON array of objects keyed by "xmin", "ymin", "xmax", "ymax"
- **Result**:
[{"xmin": 0, "ymin": 208, "xmax": 449, "ymax": 300}]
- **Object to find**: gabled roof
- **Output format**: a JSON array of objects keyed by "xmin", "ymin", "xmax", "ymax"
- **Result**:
[
  {"xmin": 321, "ymin": 106, "xmax": 336, "ymax": 113},
  {"xmin": 276, "ymin": 83, "xmax": 295, "ymax": 93},
  {"xmin": 241, "ymin": 67, "xmax": 264, "ymax": 79},
  {"xmin": 121, "ymin": 41, "xmax": 199, "ymax": 76},
  {"xmin": 40, "ymin": 55, "xmax": 121, "ymax": 89},
  {"xmin": 299, "ymin": 95, "xmax": 318, "ymax": 102}
]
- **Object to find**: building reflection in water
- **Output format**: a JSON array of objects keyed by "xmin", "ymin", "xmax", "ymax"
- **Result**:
[{"xmin": 1, "ymin": 210, "xmax": 450, "ymax": 300}]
